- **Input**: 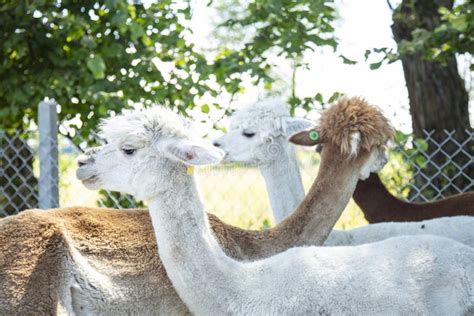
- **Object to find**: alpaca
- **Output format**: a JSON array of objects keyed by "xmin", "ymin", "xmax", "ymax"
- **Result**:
[
  {"xmin": 354, "ymin": 173, "xmax": 474, "ymax": 223},
  {"xmin": 79, "ymin": 98, "xmax": 474, "ymax": 315},
  {"xmin": 214, "ymin": 98, "xmax": 474, "ymax": 245},
  {"xmin": 213, "ymin": 98, "xmax": 313, "ymax": 222}
]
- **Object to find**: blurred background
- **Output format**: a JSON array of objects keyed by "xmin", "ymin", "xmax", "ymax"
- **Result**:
[{"xmin": 1, "ymin": 0, "xmax": 472, "ymax": 229}]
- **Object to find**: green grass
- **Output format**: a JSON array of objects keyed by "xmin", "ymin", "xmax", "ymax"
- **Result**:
[{"xmin": 197, "ymin": 158, "xmax": 368, "ymax": 231}]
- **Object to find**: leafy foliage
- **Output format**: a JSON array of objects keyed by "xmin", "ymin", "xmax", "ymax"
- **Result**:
[
  {"xmin": 383, "ymin": 130, "xmax": 439, "ymax": 201},
  {"xmin": 398, "ymin": 1, "xmax": 474, "ymax": 65},
  {"xmin": 287, "ymin": 91, "xmax": 342, "ymax": 115},
  {"xmin": 0, "ymin": 1, "xmax": 183, "ymax": 133},
  {"xmin": 365, "ymin": 1, "xmax": 473, "ymax": 69},
  {"xmin": 221, "ymin": 0, "xmax": 337, "ymax": 58},
  {"xmin": 1, "ymin": 0, "xmax": 341, "ymax": 138},
  {"xmin": 212, "ymin": 0, "xmax": 339, "ymax": 112},
  {"xmin": 0, "ymin": 0, "xmax": 270, "ymax": 137}
]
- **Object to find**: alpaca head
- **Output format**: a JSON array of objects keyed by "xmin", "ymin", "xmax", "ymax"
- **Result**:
[
  {"xmin": 76, "ymin": 107, "xmax": 225, "ymax": 200},
  {"xmin": 289, "ymin": 96, "xmax": 394, "ymax": 179},
  {"xmin": 213, "ymin": 98, "xmax": 312, "ymax": 165}
]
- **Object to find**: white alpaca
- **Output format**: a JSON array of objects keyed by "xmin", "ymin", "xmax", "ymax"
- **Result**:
[
  {"xmin": 82, "ymin": 104, "xmax": 474, "ymax": 315},
  {"xmin": 214, "ymin": 98, "xmax": 474, "ymax": 247},
  {"xmin": 214, "ymin": 98, "xmax": 312, "ymax": 222}
]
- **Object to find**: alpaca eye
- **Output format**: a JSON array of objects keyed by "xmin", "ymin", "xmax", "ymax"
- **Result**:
[
  {"xmin": 122, "ymin": 148, "xmax": 136, "ymax": 156},
  {"xmin": 242, "ymin": 131, "xmax": 256, "ymax": 138}
]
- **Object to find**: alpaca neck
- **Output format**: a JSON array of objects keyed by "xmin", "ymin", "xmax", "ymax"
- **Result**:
[
  {"xmin": 269, "ymin": 145, "xmax": 361, "ymax": 247},
  {"xmin": 147, "ymin": 170, "xmax": 240, "ymax": 313},
  {"xmin": 353, "ymin": 173, "xmax": 404, "ymax": 223},
  {"xmin": 353, "ymin": 173, "xmax": 474, "ymax": 223},
  {"xmin": 259, "ymin": 145, "xmax": 305, "ymax": 223}
]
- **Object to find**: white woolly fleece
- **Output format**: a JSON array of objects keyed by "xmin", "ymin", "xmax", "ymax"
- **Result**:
[
  {"xmin": 230, "ymin": 98, "xmax": 295, "ymax": 138},
  {"xmin": 99, "ymin": 106, "xmax": 193, "ymax": 145}
]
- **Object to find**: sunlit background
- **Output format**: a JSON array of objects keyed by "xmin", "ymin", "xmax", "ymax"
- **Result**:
[{"xmin": 184, "ymin": 0, "xmax": 473, "ymax": 139}]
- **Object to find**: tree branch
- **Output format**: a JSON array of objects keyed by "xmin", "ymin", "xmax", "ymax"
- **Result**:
[{"xmin": 386, "ymin": 0, "xmax": 395, "ymax": 11}]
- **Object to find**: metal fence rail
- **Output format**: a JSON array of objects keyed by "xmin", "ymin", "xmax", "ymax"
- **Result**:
[{"xmin": 1, "ymin": 104, "xmax": 473, "ymax": 226}]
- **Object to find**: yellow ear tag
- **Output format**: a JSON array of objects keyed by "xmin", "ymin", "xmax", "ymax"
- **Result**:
[{"xmin": 186, "ymin": 166, "xmax": 195, "ymax": 176}]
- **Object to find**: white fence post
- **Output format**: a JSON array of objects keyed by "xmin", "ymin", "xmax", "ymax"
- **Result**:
[{"xmin": 38, "ymin": 100, "xmax": 59, "ymax": 209}]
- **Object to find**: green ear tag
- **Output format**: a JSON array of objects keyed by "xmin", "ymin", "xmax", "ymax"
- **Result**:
[{"xmin": 308, "ymin": 130, "xmax": 319, "ymax": 141}]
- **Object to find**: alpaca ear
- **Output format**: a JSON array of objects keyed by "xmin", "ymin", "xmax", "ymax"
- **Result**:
[
  {"xmin": 166, "ymin": 141, "xmax": 225, "ymax": 166},
  {"xmin": 288, "ymin": 129, "xmax": 321, "ymax": 146},
  {"xmin": 284, "ymin": 117, "xmax": 314, "ymax": 136}
]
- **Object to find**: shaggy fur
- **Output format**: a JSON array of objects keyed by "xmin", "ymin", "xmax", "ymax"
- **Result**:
[
  {"xmin": 99, "ymin": 107, "xmax": 191, "ymax": 145},
  {"xmin": 81, "ymin": 100, "xmax": 474, "ymax": 314},
  {"xmin": 354, "ymin": 173, "xmax": 474, "ymax": 222},
  {"xmin": 319, "ymin": 96, "xmax": 394, "ymax": 155},
  {"xmin": 291, "ymin": 96, "xmax": 394, "ymax": 156}
]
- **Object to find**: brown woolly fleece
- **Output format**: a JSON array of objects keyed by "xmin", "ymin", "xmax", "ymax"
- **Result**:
[
  {"xmin": 318, "ymin": 96, "xmax": 394, "ymax": 156},
  {"xmin": 0, "ymin": 207, "xmax": 267, "ymax": 315},
  {"xmin": 354, "ymin": 173, "xmax": 474, "ymax": 223},
  {"xmin": 0, "ymin": 96, "xmax": 393, "ymax": 314},
  {"xmin": 290, "ymin": 96, "xmax": 394, "ymax": 155}
]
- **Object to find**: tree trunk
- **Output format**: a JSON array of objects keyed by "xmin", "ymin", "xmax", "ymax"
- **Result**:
[{"xmin": 391, "ymin": 0, "xmax": 473, "ymax": 199}]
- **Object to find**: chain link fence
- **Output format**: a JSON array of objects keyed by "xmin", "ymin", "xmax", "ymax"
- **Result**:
[
  {"xmin": 1, "ymin": 105, "xmax": 473, "ymax": 229},
  {"xmin": 386, "ymin": 129, "xmax": 473, "ymax": 202}
]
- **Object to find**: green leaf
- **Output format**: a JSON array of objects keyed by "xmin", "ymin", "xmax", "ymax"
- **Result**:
[
  {"xmin": 328, "ymin": 92, "xmax": 342, "ymax": 103},
  {"xmin": 414, "ymin": 139, "xmax": 429, "ymax": 152},
  {"xmin": 141, "ymin": 35, "xmax": 153, "ymax": 47},
  {"xmin": 394, "ymin": 131, "xmax": 408, "ymax": 145},
  {"xmin": 263, "ymin": 81, "xmax": 272, "ymax": 90},
  {"xmin": 450, "ymin": 15, "xmax": 468, "ymax": 31},
  {"xmin": 87, "ymin": 55, "xmax": 106, "ymax": 79},
  {"xmin": 414, "ymin": 156, "xmax": 427, "ymax": 168},
  {"xmin": 260, "ymin": 218, "xmax": 271, "ymax": 230},
  {"xmin": 80, "ymin": 36, "xmax": 97, "ymax": 49},
  {"xmin": 339, "ymin": 55, "xmax": 357, "ymax": 65},
  {"xmin": 130, "ymin": 23, "xmax": 145, "ymax": 42},
  {"xmin": 315, "ymin": 93, "xmax": 323, "ymax": 103},
  {"xmin": 369, "ymin": 61, "xmax": 383, "ymax": 70},
  {"xmin": 438, "ymin": 7, "xmax": 450, "ymax": 16},
  {"xmin": 201, "ymin": 104, "xmax": 210, "ymax": 113}
]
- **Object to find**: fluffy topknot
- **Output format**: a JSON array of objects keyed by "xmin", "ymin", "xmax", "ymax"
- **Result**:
[
  {"xmin": 99, "ymin": 106, "xmax": 192, "ymax": 145},
  {"xmin": 230, "ymin": 98, "xmax": 292, "ymax": 138},
  {"xmin": 318, "ymin": 96, "xmax": 394, "ymax": 156}
]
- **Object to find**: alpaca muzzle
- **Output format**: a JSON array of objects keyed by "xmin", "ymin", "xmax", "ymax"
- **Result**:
[{"xmin": 77, "ymin": 148, "xmax": 98, "ymax": 167}]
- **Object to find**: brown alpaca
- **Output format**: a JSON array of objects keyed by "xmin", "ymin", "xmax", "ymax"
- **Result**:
[
  {"xmin": 0, "ymin": 97, "xmax": 390, "ymax": 314},
  {"xmin": 354, "ymin": 173, "xmax": 474, "ymax": 223}
]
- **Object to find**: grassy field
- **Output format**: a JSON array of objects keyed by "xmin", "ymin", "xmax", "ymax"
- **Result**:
[
  {"xmin": 197, "ymin": 159, "xmax": 368, "ymax": 230},
  {"xmin": 58, "ymin": 150, "xmax": 369, "ymax": 231}
]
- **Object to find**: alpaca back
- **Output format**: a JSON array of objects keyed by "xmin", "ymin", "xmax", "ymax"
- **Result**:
[
  {"xmin": 325, "ymin": 216, "xmax": 474, "ymax": 247},
  {"xmin": 0, "ymin": 210, "xmax": 69, "ymax": 314},
  {"xmin": 0, "ymin": 207, "xmax": 260, "ymax": 314},
  {"xmin": 231, "ymin": 235, "xmax": 474, "ymax": 315}
]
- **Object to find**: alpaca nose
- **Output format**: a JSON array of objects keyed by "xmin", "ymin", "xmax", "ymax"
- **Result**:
[
  {"xmin": 77, "ymin": 154, "xmax": 94, "ymax": 167},
  {"xmin": 213, "ymin": 141, "xmax": 221, "ymax": 147},
  {"xmin": 77, "ymin": 148, "xmax": 97, "ymax": 167}
]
